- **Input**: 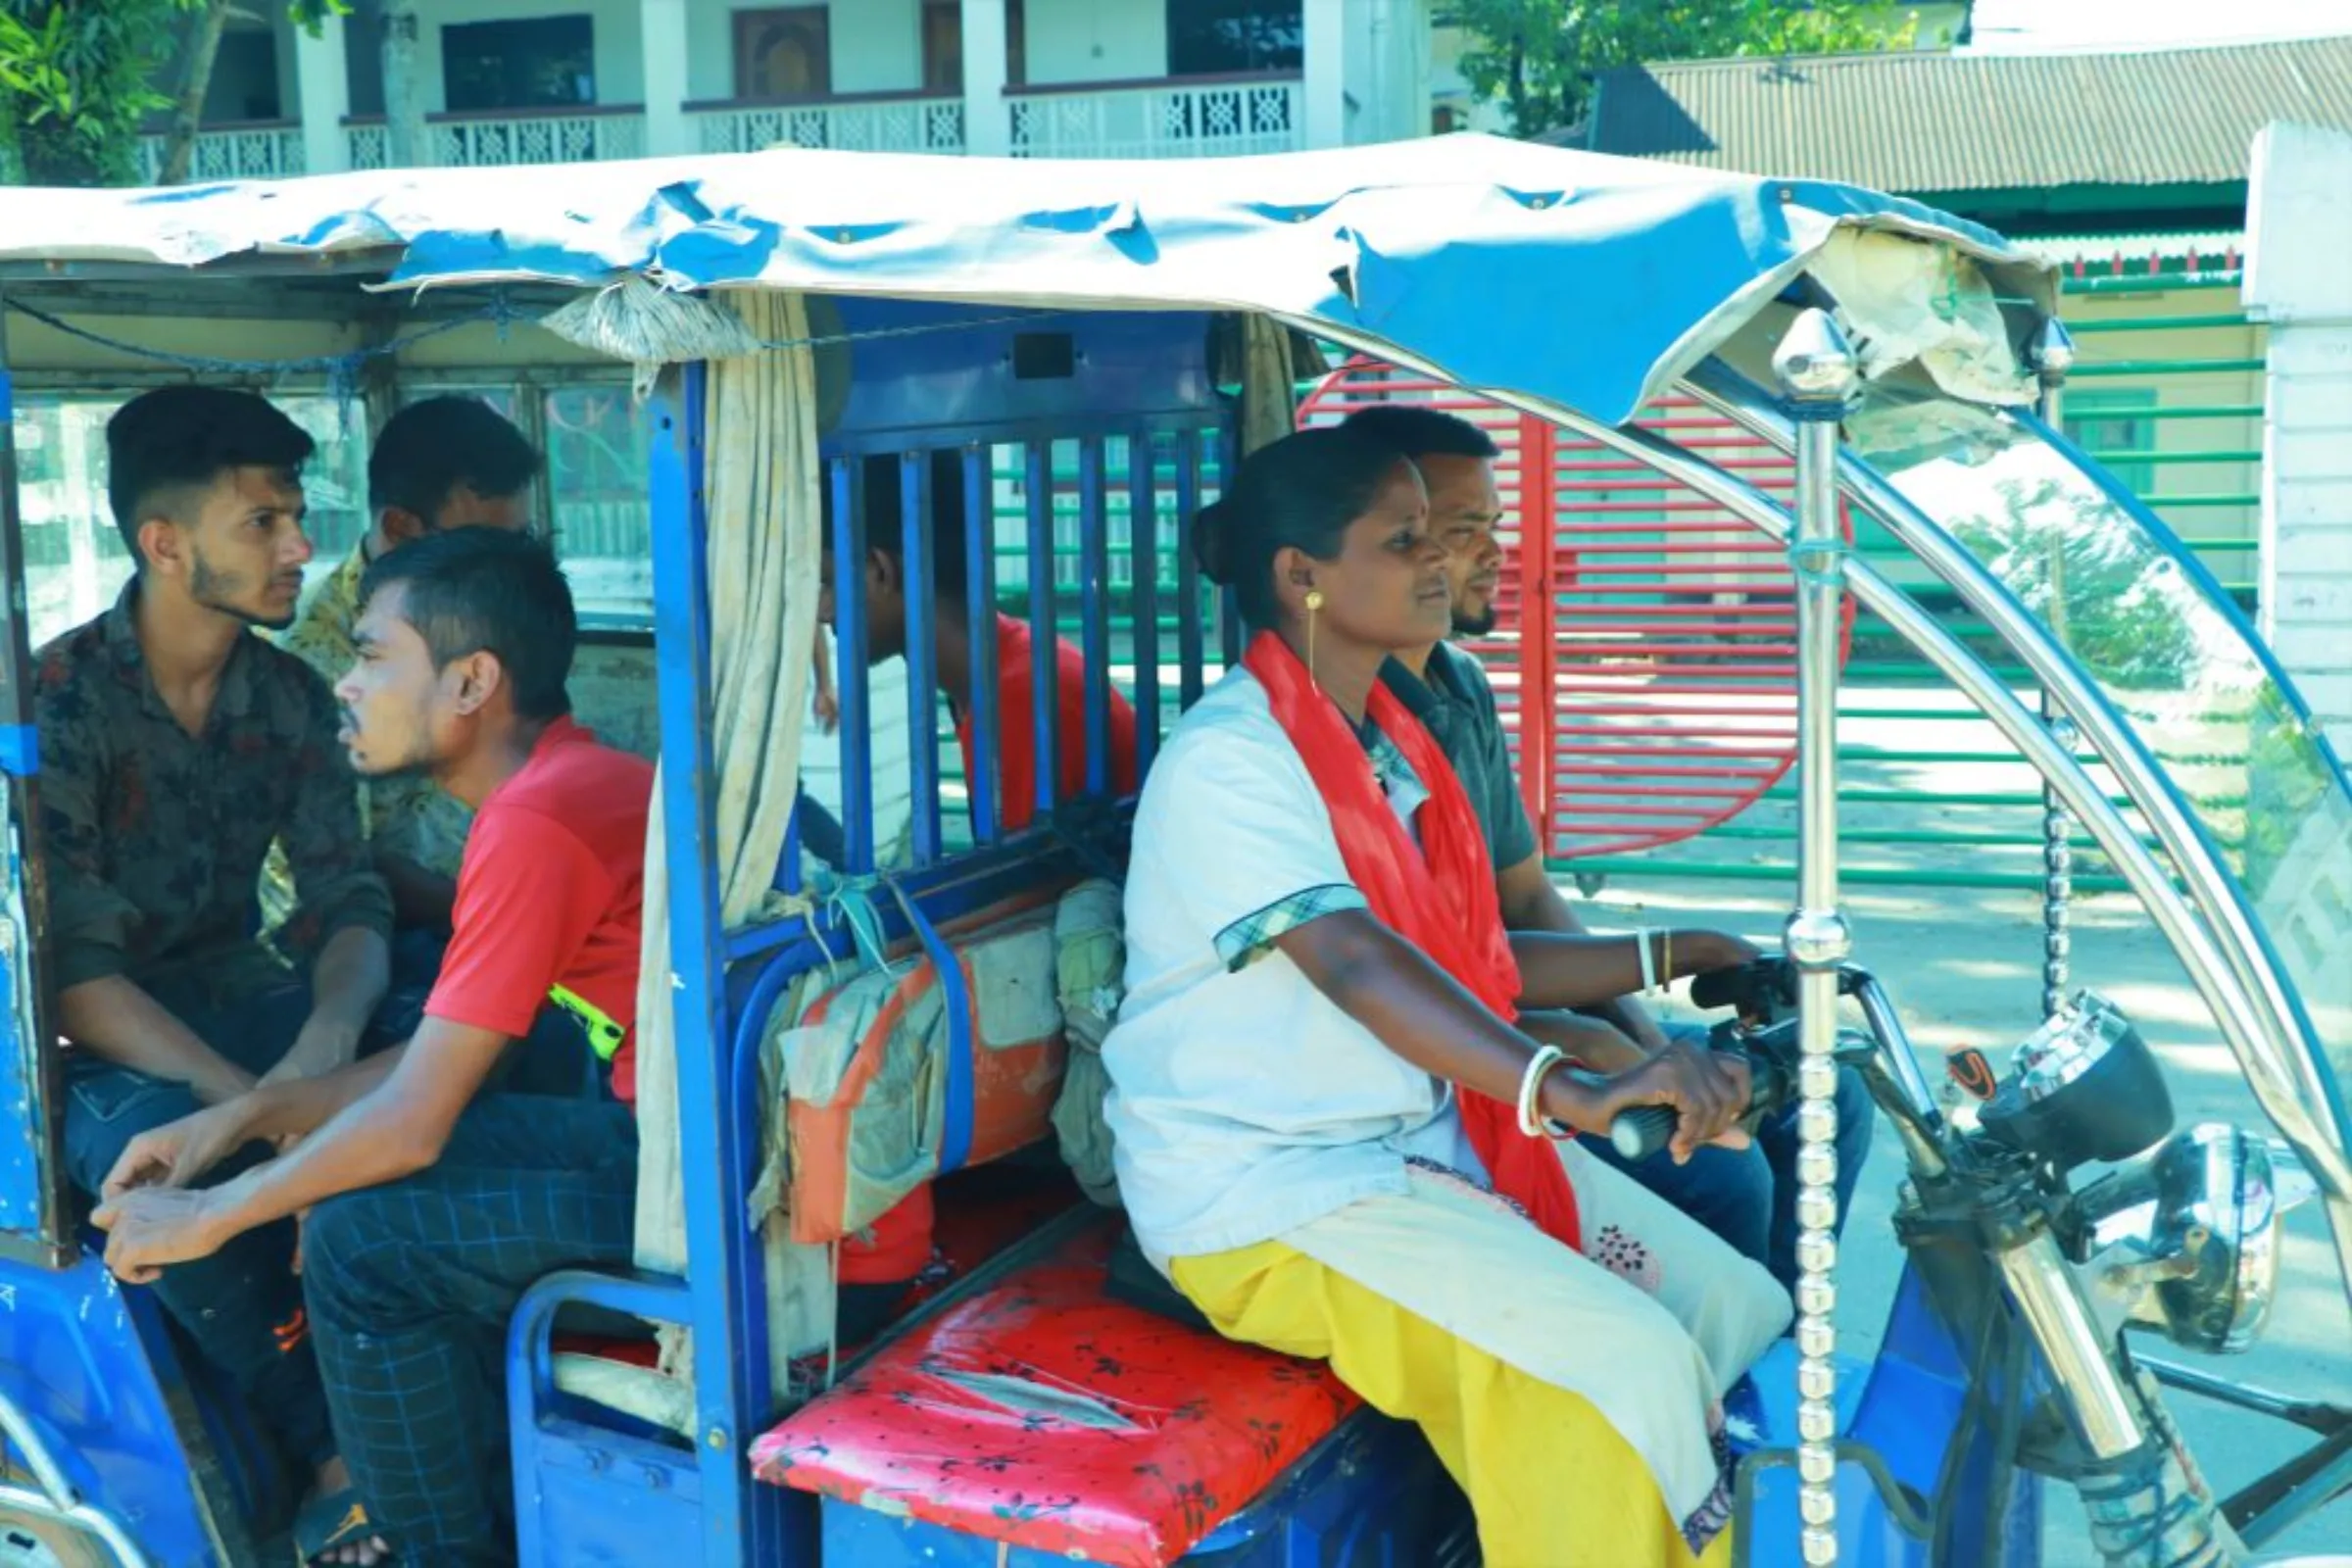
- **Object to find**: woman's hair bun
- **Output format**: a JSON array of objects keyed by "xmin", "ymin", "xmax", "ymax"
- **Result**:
[{"xmin": 1193, "ymin": 496, "xmax": 1237, "ymax": 586}]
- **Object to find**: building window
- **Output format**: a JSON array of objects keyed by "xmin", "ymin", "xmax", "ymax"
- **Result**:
[
  {"xmin": 443, "ymin": 16, "xmax": 596, "ymax": 113},
  {"xmin": 346, "ymin": 3, "xmax": 384, "ymax": 119},
  {"xmin": 1168, "ymin": 0, "xmax": 1303, "ymax": 76},
  {"xmin": 544, "ymin": 385, "xmax": 654, "ymax": 627},
  {"xmin": 736, "ymin": 7, "xmax": 832, "ymax": 101},
  {"xmin": 922, "ymin": 2, "xmax": 960, "ymax": 94},
  {"xmin": 2062, "ymin": 388, "xmax": 2158, "ymax": 499},
  {"xmin": 206, "ymin": 26, "xmax": 283, "ymax": 122}
]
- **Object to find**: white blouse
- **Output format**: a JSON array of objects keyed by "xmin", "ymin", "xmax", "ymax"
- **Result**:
[{"xmin": 1102, "ymin": 667, "xmax": 1482, "ymax": 1267}]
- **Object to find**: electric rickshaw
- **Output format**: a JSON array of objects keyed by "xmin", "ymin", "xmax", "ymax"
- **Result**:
[{"xmin": 0, "ymin": 135, "xmax": 2346, "ymax": 1568}]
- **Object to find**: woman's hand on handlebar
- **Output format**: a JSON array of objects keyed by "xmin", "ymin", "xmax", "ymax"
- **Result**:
[
  {"xmin": 1542, "ymin": 1041, "xmax": 1752, "ymax": 1163},
  {"xmin": 1608, "ymin": 1045, "xmax": 1752, "ymax": 1162},
  {"xmin": 1680, "ymin": 931, "xmax": 1764, "ymax": 978}
]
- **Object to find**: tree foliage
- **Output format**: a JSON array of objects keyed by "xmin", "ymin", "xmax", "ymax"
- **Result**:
[
  {"xmin": 0, "ymin": 0, "xmax": 200, "ymax": 185},
  {"xmin": 1454, "ymin": 0, "xmax": 1919, "ymax": 140},
  {"xmin": 1, "ymin": 0, "xmax": 347, "ymax": 187}
]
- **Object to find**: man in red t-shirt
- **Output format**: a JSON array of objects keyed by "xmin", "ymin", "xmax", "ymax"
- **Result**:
[
  {"xmin": 816, "ymin": 452, "xmax": 1140, "ymax": 1318},
  {"xmin": 93, "ymin": 529, "xmax": 650, "ymax": 1568},
  {"xmin": 819, "ymin": 451, "xmax": 1141, "ymax": 836}
]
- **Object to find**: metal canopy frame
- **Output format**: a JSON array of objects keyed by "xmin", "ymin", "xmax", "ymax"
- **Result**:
[{"xmin": 1682, "ymin": 360, "xmax": 2352, "ymax": 1307}]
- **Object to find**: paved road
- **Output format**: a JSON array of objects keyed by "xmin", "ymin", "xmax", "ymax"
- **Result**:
[{"xmin": 1577, "ymin": 872, "xmax": 2352, "ymax": 1566}]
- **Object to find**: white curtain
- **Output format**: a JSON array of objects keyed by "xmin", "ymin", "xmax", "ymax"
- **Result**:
[{"xmin": 629, "ymin": 288, "xmax": 833, "ymax": 1389}]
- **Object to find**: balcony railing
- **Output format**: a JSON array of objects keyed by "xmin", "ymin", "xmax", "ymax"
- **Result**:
[
  {"xmin": 690, "ymin": 94, "xmax": 964, "ymax": 156},
  {"xmin": 1007, "ymin": 74, "xmax": 1302, "ymax": 160},
  {"xmin": 135, "ymin": 122, "xmax": 306, "ymax": 184},
  {"xmin": 345, "ymin": 107, "xmax": 646, "ymax": 171},
  {"xmin": 318, "ymin": 78, "xmax": 1303, "ymax": 172}
]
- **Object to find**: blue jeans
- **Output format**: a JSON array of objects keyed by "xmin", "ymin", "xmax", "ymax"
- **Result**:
[
  {"xmin": 1580, "ymin": 1024, "xmax": 1874, "ymax": 1292},
  {"xmin": 60, "ymin": 945, "xmax": 607, "ymax": 1477},
  {"xmin": 62, "ymin": 978, "xmax": 350, "ymax": 1471}
]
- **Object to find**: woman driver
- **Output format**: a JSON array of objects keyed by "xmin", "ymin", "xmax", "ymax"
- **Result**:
[{"xmin": 1101, "ymin": 427, "xmax": 1791, "ymax": 1566}]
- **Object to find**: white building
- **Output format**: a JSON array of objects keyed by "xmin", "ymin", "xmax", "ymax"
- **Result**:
[{"xmin": 148, "ymin": 0, "xmax": 1436, "ymax": 182}]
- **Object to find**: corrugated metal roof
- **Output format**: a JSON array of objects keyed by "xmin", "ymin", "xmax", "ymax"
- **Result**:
[
  {"xmin": 2012, "ymin": 229, "xmax": 2244, "ymax": 270},
  {"xmin": 1583, "ymin": 34, "xmax": 2352, "ymax": 194}
]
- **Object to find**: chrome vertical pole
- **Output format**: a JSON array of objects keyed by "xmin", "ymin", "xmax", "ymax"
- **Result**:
[
  {"xmin": 1773, "ymin": 309, "xmax": 1859, "ymax": 1568},
  {"xmin": 2032, "ymin": 318, "xmax": 2080, "ymax": 1019}
]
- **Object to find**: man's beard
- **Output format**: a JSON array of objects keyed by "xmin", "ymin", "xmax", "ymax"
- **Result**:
[
  {"xmin": 1452, "ymin": 603, "xmax": 1498, "ymax": 639},
  {"xmin": 343, "ymin": 708, "xmax": 443, "ymax": 781},
  {"xmin": 190, "ymin": 550, "xmax": 296, "ymax": 632}
]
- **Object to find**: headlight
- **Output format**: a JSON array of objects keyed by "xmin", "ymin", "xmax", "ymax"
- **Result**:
[{"xmin": 2080, "ymin": 1123, "xmax": 2282, "ymax": 1354}]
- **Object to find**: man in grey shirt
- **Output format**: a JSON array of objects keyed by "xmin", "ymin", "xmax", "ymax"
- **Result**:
[{"xmin": 1352, "ymin": 404, "xmax": 1870, "ymax": 1290}]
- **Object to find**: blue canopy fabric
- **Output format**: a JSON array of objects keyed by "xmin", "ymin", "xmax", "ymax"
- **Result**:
[{"xmin": 0, "ymin": 135, "xmax": 2048, "ymax": 426}]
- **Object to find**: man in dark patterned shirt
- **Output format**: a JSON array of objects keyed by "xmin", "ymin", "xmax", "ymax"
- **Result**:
[{"xmin": 37, "ymin": 386, "xmax": 394, "ymax": 1547}]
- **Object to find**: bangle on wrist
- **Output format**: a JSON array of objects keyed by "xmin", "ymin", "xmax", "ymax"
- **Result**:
[
  {"xmin": 1516, "ymin": 1045, "xmax": 1568, "ymax": 1138},
  {"xmin": 1635, "ymin": 927, "xmax": 1656, "ymax": 993}
]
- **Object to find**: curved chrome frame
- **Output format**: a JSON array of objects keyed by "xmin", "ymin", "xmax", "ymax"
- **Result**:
[
  {"xmin": 1683, "ymin": 361, "xmax": 2352, "ymax": 1300},
  {"xmin": 1398, "ymin": 374, "xmax": 2303, "ymax": 1163},
  {"xmin": 1447, "ymin": 374, "xmax": 2264, "ymax": 1549}
]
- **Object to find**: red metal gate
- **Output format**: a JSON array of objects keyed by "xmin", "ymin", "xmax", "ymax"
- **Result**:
[{"xmin": 1298, "ymin": 360, "xmax": 1854, "ymax": 862}]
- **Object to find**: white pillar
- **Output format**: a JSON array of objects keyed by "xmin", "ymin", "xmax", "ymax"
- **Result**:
[
  {"xmin": 294, "ymin": 14, "xmax": 351, "ymax": 175},
  {"xmin": 1302, "ymin": 0, "xmax": 1347, "ymax": 150},
  {"xmin": 960, "ymin": 0, "xmax": 1008, "ymax": 157},
  {"xmin": 641, "ymin": 0, "xmax": 691, "ymax": 157},
  {"xmin": 1393, "ymin": 0, "xmax": 1434, "ymax": 142},
  {"xmin": 2245, "ymin": 121, "xmax": 2352, "ymax": 737}
]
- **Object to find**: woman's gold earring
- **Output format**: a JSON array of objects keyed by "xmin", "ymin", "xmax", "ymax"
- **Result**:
[{"xmin": 1303, "ymin": 589, "xmax": 1325, "ymax": 691}]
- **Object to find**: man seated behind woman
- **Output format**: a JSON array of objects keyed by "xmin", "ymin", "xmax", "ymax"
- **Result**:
[{"xmin": 1102, "ymin": 427, "xmax": 1790, "ymax": 1567}]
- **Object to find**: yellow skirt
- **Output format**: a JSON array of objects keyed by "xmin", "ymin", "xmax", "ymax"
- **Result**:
[{"xmin": 1172, "ymin": 1236, "xmax": 1736, "ymax": 1568}]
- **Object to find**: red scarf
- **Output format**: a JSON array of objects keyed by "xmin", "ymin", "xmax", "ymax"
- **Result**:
[{"xmin": 1243, "ymin": 631, "xmax": 1581, "ymax": 1252}]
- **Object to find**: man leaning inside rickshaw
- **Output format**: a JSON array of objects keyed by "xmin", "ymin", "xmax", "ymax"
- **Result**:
[
  {"xmin": 1102, "ymin": 426, "xmax": 1791, "ymax": 1568},
  {"xmin": 91, "ymin": 529, "xmax": 654, "ymax": 1568},
  {"xmin": 815, "ymin": 448, "xmax": 1142, "ymax": 1328},
  {"xmin": 1343, "ymin": 405, "xmax": 1872, "ymax": 1292},
  {"xmin": 264, "ymin": 395, "xmax": 590, "ymax": 1104}
]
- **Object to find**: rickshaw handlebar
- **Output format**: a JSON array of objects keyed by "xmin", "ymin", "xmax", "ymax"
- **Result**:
[
  {"xmin": 1606, "ymin": 1103, "xmax": 1687, "ymax": 1161},
  {"xmin": 1603, "ymin": 956, "xmax": 1950, "ymax": 1174},
  {"xmin": 1603, "ymin": 957, "xmax": 1868, "ymax": 1162},
  {"xmin": 1602, "ymin": 1041, "xmax": 1802, "ymax": 1161}
]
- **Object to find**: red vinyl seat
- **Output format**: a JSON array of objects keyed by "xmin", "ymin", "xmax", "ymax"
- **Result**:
[{"xmin": 751, "ymin": 1221, "xmax": 1360, "ymax": 1568}]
